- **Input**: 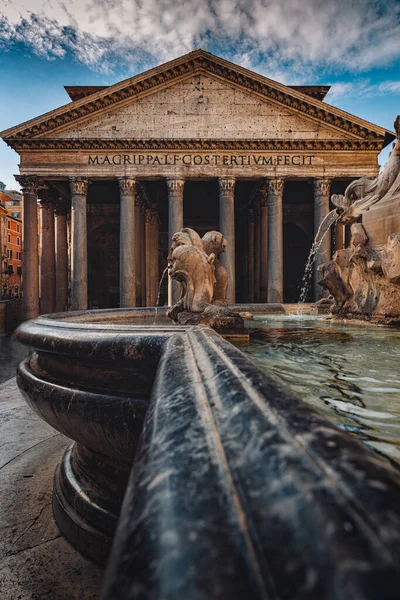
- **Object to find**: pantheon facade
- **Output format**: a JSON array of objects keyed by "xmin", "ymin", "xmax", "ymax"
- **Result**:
[{"xmin": 1, "ymin": 50, "xmax": 394, "ymax": 320}]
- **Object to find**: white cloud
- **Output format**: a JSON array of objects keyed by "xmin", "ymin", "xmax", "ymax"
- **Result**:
[
  {"xmin": 0, "ymin": 0, "xmax": 400, "ymax": 77},
  {"xmin": 328, "ymin": 79, "xmax": 400, "ymax": 102}
]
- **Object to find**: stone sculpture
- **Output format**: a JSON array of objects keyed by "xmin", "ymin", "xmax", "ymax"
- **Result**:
[
  {"xmin": 318, "ymin": 115, "xmax": 400, "ymax": 322},
  {"xmin": 331, "ymin": 115, "xmax": 400, "ymax": 223},
  {"xmin": 166, "ymin": 227, "xmax": 243, "ymax": 330},
  {"xmin": 202, "ymin": 230, "xmax": 228, "ymax": 305}
]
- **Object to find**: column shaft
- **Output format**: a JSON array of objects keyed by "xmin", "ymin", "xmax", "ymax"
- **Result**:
[
  {"xmin": 254, "ymin": 203, "xmax": 261, "ymax": 302},
  {"xmin": 134, "ymin": 202, "xmax": 142, "ymax": 306},
  {"xmin": 140, "ymin": 208, "xmax": 146, "ymax": 306},
  {"xmin": 145, "ymin": 210, "xmax": 152, "ymax": 307},
  {"xmin": 267, "ymin": 179, "xmax": 284, "ymax": 303},
  {"xmin": 39, "ymin": 192, "xmax": 56, "ymax": 314},
  {"xmin": 70, "ymin": 177, "xmax": 89, "ymax": 311},
  {"xmin": 16, "ymin": 176, "xmax": 41, "ymax": 320},
  {"xmin": 55, "ymin": 206, "xmax": 69, "ymax": 312},
  {"xmin": 119, "ymin": 177, "xmax": 137, "ymax": 308},
  {"xmin": 151, "ymin": 208, "xmax": 159, "ymax": 306},
  {"xmin": 167, "ymin": 179, "xmax": 185, "ymax": 305},
  {"xmin": 248, "ymin": 210, "xmax": 255, "ymax": 303},
  {"xmin": 219, "ymin": 177, "xmax": 236, "ymax": 304},
  {"xmin": 314, "ymin": 178, "xmax": 331, "ymax": 301},
  {"xmin": 259, "ymin": 187, "xmax": 269, "ymax": 303}
]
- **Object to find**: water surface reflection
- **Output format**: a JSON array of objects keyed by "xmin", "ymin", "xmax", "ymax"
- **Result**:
[{"xmin": 242, "ymin": 315, "xmax": 400, "ymax": 465}]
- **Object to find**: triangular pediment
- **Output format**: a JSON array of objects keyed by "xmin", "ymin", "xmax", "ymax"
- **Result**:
[
  {"xmin": 1, "ymin": 49, "xmax": 395, "ymax": 150},
  {"xmin": 45, "ymin": 73, "xmax": 357, "ymax": 142}
]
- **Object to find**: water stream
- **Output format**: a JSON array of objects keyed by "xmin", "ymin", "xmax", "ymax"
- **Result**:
[
  {"xmin": 153, "ymin": 266, "xmax": 168, "ymax": 324},
  {"xmin": 298, "ymin": 209, "xmax": 339, "ymax": 305}
]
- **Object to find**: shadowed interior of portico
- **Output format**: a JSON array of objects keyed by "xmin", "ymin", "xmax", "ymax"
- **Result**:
[{"xmin": 79, "ymin": 177, "xmax": 352, "ymax": 308}]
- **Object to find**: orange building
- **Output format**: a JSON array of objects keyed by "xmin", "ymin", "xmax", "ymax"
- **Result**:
[{"xmin": 0, "ymin": 182, "xmax": 23, "ymax": 298}]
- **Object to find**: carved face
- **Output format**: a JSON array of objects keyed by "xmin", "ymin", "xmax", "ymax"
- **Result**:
[
  {"xmin": 167, "ymin": 228, "xmax": 203, "ymax": 262},
  {"xmin": 167, "ymin": 232, "xmax": 192, "ymax": 262},
  {"xmin": 202, "ymin": 231, "xmax": 226, "ymax": 255}
]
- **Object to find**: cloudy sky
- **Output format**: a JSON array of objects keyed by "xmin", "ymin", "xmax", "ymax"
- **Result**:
[{"xmin": 1, "ymin": 0, "xmax": 399, "ymax": 188}]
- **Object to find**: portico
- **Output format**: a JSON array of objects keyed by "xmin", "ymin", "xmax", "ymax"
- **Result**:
[{"xmin": 2, "ymin": 50, "xmax": 394, "ymax": 319}]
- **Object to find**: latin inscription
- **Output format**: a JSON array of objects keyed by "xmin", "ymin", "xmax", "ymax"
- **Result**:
[{"xmin": 88, "ymin": 154, "xmax": 315, "ymax": 167}]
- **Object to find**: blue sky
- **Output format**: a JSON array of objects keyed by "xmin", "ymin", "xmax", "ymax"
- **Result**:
[{"xmin": 1, "ymin": 0, "xmax": 400, "ymax": 189}]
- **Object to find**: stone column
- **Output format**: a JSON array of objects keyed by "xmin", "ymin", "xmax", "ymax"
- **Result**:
[
  {"xmin": 219, "ymin": 177, "xmax": 236, "ymax": 304},
  {"xmin": 150, "ymin": 207, "xmax": 160, "ymax": 307},
  {"xmin": 145, "ymin": 209, "xmax": 152, "ymax": 307},
  {"xmin": 267, "ymin": 178, "xmax": 284, "ymax": 303},
  {"xmin": 259, "ymin": 185, "xmax": 269, "ymax": 303},
  {"xmin": 167, "ymin": 178, "xmax": 185, "ymax": 305},
  {"xmin": 38, "ymin": 187, "xmax": 56, "ymax": 314},
  {"xmin": 118, "ymin": 177, "xmax": 137, "ymax": 308},
  {"xmin": 254, "ymin": 200, "xmax": 261, "ymax": 302},
  {"xmin": 55, "ymin": 201, "xmax": 69, "ymax": 312},
  {"xmin": 313, "ymin": 178, "xmax": 331, "ymax": 300},
  {"xmin": 140, "ymin": 205, "xmax": 146, "ymax": 306},
  {"xmin": 248, "ymin": 209, "xmax": 255, "ymax": 303},
  {"xmin": 15, "ymin": 175, "xmax": 42, "ymax": 320},
  {"xmin": 70, "ymin": 177, "xmax": 89, "ymax": 311}
]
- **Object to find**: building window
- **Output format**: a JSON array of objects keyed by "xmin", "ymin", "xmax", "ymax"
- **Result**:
[
  {"xmin": 16, "ymin": 251, "xmax": 21, "ymax": 260},
  {"xmin": 17, "ymin": 224, "xmax": 20, "ymax": 233},
  {"xmin": 7, "ymin": 220, "xmax": 10, "ymax": 228},
  {"xmin": 17, "ymin": 237, "xmax": 20, "ymax": 245},
  {"xmin": 14, "ymin": 285, "xmax": 19, "ymax": 298},
  {"xmin": 7, "ymin": 234, "xmax": 10, "ymax": 243},
  {"xmin": 17, "ymin": 266, "xmax": 22, "ymax": 276},
  {"xmin": 12, "ymin": 200, "xmax": 19, "ymax": 206},
  {"xmin": 12, "ymin": 212, "xmax": 20, "ymax": 219},
  {"xmin": 8, "ymin": 264, "xmax": 13, "ymax": 275},
  {"xmin": 7, "ymin": 249, "xmax": 12, "ymax": 259}
]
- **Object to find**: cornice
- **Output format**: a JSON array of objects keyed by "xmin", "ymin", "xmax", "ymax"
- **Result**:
[
  {"xmin": 6, "ymin": 138, "xmax": 385, "ymax": 152},
  {"xmin": 1, "ymin": 51, "xmax": 393, "ymax": 144}
]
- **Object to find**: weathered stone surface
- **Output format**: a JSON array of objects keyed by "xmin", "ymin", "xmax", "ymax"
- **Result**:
[
  {"xmin": 382, "ymin": 233, "xmax": 400, "ymax": 284},
  {"xmin": 350, "ymin": 222, "xmax": 369, "ymax": 247},
  {"xmin": 319, "ymin": 232, "xmax": 400, "ymax": 322},
  {"xmin": 14, "ymin": 309, "xmax": 400, "ymax": 599},
  {"xmin": 167, "ymin": 227, "xmax": 244, "ymax": 330},
  {"xmin": 50, "ymin": 74, "xmax": 352, "ymax": 142},
  {"xmin": 202, "ymin": 230, "xmax": 228, "ymax": 305}
]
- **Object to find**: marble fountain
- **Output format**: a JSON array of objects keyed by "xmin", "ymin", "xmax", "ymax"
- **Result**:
[{"xmin": 14, "ymin": 117, "xmax": 400, "ymax": 600}]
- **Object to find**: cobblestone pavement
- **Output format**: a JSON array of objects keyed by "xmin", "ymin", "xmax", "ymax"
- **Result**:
[{"xmin": 0, "ymin": 333, "xmax": 28, "ymax": 384}]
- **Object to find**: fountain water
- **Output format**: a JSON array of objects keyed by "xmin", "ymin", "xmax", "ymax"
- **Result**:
[
  {"xmin": 298, "ymin": 208, "xmax": 339, "ymax": 306},
  {"xmin": 152, "ymin": 266, "xmax": 168, "ymax": 324}
]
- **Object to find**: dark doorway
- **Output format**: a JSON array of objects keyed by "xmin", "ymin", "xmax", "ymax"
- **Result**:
[
  {"xmin": 283, "ymin": 181, "xmax": 314, "ymax": 302},
  {"xmin": 183, "ymin": 180, "xmax": 219, "ymax": 236},
  {"xmin": 88, "ymin": 222, "xmax": 120, "ymax": 308},
  {"xmin": 283, "ymin": 223, "xmax": 311, "ymax": 302}
]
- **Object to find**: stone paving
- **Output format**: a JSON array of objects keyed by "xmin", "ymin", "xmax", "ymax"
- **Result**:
[
  {"xmin": 0, "ymin": 376, "xmax": 102, "ymax": 599},
  {"xmin": 0, "ymin": 333, "xmax": 28, "ymax": 384}
]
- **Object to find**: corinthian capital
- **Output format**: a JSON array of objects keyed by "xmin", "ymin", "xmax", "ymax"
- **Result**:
[
  {"xmin": 14, "ymin": 175, "xmax": 43, "ymax": 195},
  {"xmin": 258, "ymin": 183, "xmax": 269, "ymax": 208},
  {"xmin": 166, "ymin": 178, "xmax": 185, "ymax": 195},
  {"xmin": 268, "ymin": 178, "xmax": 284, "ymax": 197},
  {"xmin": 313, "ymin": 178, "xmax": 331, "ymax": 197},
  {"xmin": 219, "ymin": 177, "xmax": 235, "ymax": 195},
  {"xmin": 118, "ymin": 176, "xmax": 137, "ymax": 196},
  {"xmin": 37, "ymin": 186, "xmax": 56, "ymax": 206},
  {"xmin": 70, "ymin": 177, "xmax": 89, "ymax": 196}
]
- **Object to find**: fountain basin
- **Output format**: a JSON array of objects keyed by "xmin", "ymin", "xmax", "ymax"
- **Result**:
[{"xmin": 15, "ymin": 308, "xmax": 400, "ymax": 598}]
